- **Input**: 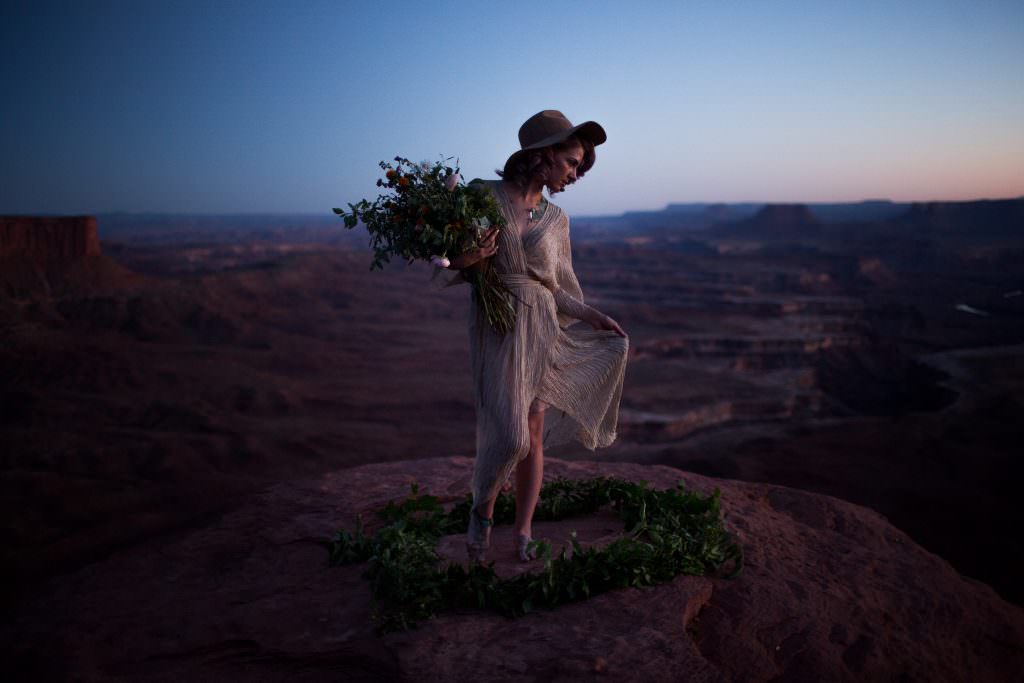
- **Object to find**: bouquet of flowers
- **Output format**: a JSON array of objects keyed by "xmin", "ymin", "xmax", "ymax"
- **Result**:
[{"xmin": 334, "ymin": 157, "xmax": 515, "ymax": 334}]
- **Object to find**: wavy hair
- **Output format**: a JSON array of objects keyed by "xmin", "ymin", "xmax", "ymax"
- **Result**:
[{"xmin": 496, "ymin": 134, "xmax": 596, "ymax": 192}]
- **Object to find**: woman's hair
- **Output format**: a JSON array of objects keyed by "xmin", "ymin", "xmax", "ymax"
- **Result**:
[{"xmin": 497, "ymin": 134, "xmax": 596, "ymax": 191}]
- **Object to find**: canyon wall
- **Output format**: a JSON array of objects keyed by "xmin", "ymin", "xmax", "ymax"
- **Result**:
[
  {"xmin": 0, "ymin": 216, "xmax": 102, "ymax": 261},
  {"xmin": 0, "ymin": 216, "xmax": 137, "ymax": 298}
]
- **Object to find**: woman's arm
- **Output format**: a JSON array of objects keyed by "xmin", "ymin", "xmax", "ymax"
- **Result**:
[
  {"xmin": 552, "ymin": 287, "xmax": 598, "ymax": 323},
  {"xmin": 553, "ymin": 288, "xmax": 626, "ymax": 336},
  {"xmin": 551, "ymin": 223, "xmax": 626, "ymax": 337}
]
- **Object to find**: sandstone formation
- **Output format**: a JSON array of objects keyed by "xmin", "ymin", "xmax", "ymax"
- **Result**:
[
  {"xmin": 0, "ymin": 215, "xmax": 101, "ymax": 260},
  {"xmin": 747, "ymin": 204, "xmax": 821, "ymax": 228},
  {"xmin": 4, "ymin": 457, "xmax": 1021, "ymax": 682},
  {"xmin": 0, "ymin": 215, "xmax": 137, "ymax": 296},
  {"xmin": 716, "ymin": 204, "xmax": 824, "ymax": 240}
]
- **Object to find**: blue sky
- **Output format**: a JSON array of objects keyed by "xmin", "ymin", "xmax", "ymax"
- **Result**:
[{"xmin": 2, "ymin": 0, "xmax": 1022, "ymax": 216}]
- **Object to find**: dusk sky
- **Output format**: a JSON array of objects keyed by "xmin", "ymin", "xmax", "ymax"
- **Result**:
[{"xmin": 2, "ymin": 1, "xmax": 1022, "ymax": 216}]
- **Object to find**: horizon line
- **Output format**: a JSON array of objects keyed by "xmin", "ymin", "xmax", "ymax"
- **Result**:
[{"xmin": 3, "ymin": 194, "xmax": 1023, "ymax": 220}]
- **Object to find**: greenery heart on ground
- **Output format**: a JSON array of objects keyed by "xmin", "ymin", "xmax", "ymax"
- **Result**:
[{"xmin": 328, "ymin": 476, "xmax": 743, "ymax": 633}]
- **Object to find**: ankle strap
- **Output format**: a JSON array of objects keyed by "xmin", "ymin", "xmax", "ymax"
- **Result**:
[{"xmin": 472, "ymin": 509, "xmax": 493, "ymax": 527}]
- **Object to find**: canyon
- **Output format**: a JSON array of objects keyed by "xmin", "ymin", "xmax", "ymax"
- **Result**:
[{"xmin": 2, "ymin": 202, "xmax": 1022, "ymax": 678}]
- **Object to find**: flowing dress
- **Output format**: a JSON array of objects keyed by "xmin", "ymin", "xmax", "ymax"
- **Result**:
[{"xmin": 432, "ymin": 180, "xmax": 629, "ymax": 506}]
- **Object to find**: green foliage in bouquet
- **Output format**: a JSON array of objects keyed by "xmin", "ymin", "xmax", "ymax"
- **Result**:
[
  {"xmin": 333, "ymin": 157, "xmax": 516, "ymax": 334},
  {"xmin": 327, "ymin": 476, "xmax": 743, "ymax": 633}
]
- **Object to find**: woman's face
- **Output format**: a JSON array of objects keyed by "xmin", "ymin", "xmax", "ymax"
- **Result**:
[{"xmin": 546, "ymin": 140, "xmax": 585, "ymax": 195}]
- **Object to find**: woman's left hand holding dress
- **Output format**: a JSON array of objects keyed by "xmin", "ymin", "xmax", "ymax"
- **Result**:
[{"xmin": 586, "ymin": 310, "xmax": 627, "ymax": 337}]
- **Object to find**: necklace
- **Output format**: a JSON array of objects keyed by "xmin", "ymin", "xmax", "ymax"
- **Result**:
[
  {"xmin": 526, "ymin": 197, "xmax": 546, "ymax": 223},
  {"xmin": 497, "ymin": 181, "xmax": 543, "ymax": 228}
]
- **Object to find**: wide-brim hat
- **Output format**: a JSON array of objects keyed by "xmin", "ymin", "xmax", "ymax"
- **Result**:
[{"xmin": 504, "ymin": 110, "xmax": 607, "ymax": 170}]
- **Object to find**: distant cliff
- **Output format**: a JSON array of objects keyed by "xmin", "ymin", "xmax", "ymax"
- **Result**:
[
  {"xmin": 891, "ymin": 198, "xmax": 1024, "ymax": 238},
  {"xmin": 0, "ymin": 216, "xmax": 101, "ymax": 261},
  {"xmin": 0, "ymin": 215, "xmax": 136, "ymax": 297},
  {"xmin": 714, "ymin": 203, "xmax": 824, "ymax": 240}
]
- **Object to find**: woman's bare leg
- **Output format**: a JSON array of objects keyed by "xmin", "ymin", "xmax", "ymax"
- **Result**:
[
  {"xmin": 476, "ymin": 494, "xmax": 497, "ymax": 520},
  {"xmin": 472, "ymin": 401, "xmax": 545, "ymax": 531},
  {"xmin": 514, "ymin": 403, "xmax": 546, "ymax": 537}
]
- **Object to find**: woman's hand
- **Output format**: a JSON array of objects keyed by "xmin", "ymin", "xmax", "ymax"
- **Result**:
[
  {"xmin": 587, "ymin": 310, "xmax": 627, "ymax": 337},
  {"xmin": 448, "ymin": 226, "xmax": 500, "ymax": 270}
]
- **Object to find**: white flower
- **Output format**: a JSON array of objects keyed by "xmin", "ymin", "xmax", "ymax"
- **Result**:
[
  {"xmin": 430, "ymin": 255, "xmax": 451, "ymax": 268},
  {"xmin": 444, "ymin": 172, "xmax": 461, "ymax": 191}
]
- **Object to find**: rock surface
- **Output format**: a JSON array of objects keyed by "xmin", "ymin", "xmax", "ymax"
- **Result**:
[{"xmin": 3, "ymin": 457, "xmax": 1022, "ymax": 682}]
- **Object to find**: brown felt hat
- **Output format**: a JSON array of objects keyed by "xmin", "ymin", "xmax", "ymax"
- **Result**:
[{"xmin": 505, "ymin": 110, "xmax": 607, "ymax": 169}]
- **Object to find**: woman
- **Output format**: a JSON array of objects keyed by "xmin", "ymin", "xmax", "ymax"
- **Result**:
[{"xmin": 433, "ymin": 110, "xmax": 628, "ymax": 563}]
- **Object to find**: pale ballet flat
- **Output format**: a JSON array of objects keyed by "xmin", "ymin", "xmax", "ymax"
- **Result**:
[{"xmin": 466, "ymin": 508, "xmax": 493, "ymax": 563}]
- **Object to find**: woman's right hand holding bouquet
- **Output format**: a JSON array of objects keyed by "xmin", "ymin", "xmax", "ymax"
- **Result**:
[{"xmin": 449, "ymin": 226, "xmax": 500, "ymax": 271}]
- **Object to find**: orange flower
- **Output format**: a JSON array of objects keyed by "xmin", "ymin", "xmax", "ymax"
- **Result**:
[
  {"xmin": 420, "ymin": 206, "xmax": 430, "ymax": 215},
  {"xmin": 398, "ymin": 176, "xmax": 409, "ymax": 187},
  {"xmin": 385, "ymin": 169, "xmax": 397, "ymax": 180}
]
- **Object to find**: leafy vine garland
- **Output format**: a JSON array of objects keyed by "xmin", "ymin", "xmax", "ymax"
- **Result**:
[{"xmin": 328, "ymin": 476, "xmax": 743, "ymax": 633}]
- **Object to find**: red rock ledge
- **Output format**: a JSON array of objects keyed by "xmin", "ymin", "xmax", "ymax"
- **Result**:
[{"xmin": 3, "ymin": 457, "xmax": 1022, "ymax": 681}]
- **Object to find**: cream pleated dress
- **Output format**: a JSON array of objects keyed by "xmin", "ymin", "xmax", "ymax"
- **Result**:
[{"xmin": 432, "ymin": 180, "xmax": 629, "ymax": 507}]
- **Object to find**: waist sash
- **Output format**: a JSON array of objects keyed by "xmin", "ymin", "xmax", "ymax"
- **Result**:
[{"xmin": 498, "ymin": 273, "xmax": 545, "ymax": 288}]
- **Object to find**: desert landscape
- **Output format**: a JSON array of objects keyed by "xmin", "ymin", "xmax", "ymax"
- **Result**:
[{"xmin": 2, "ymin": 200, "xmax": 1023, "ymax": 679}]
